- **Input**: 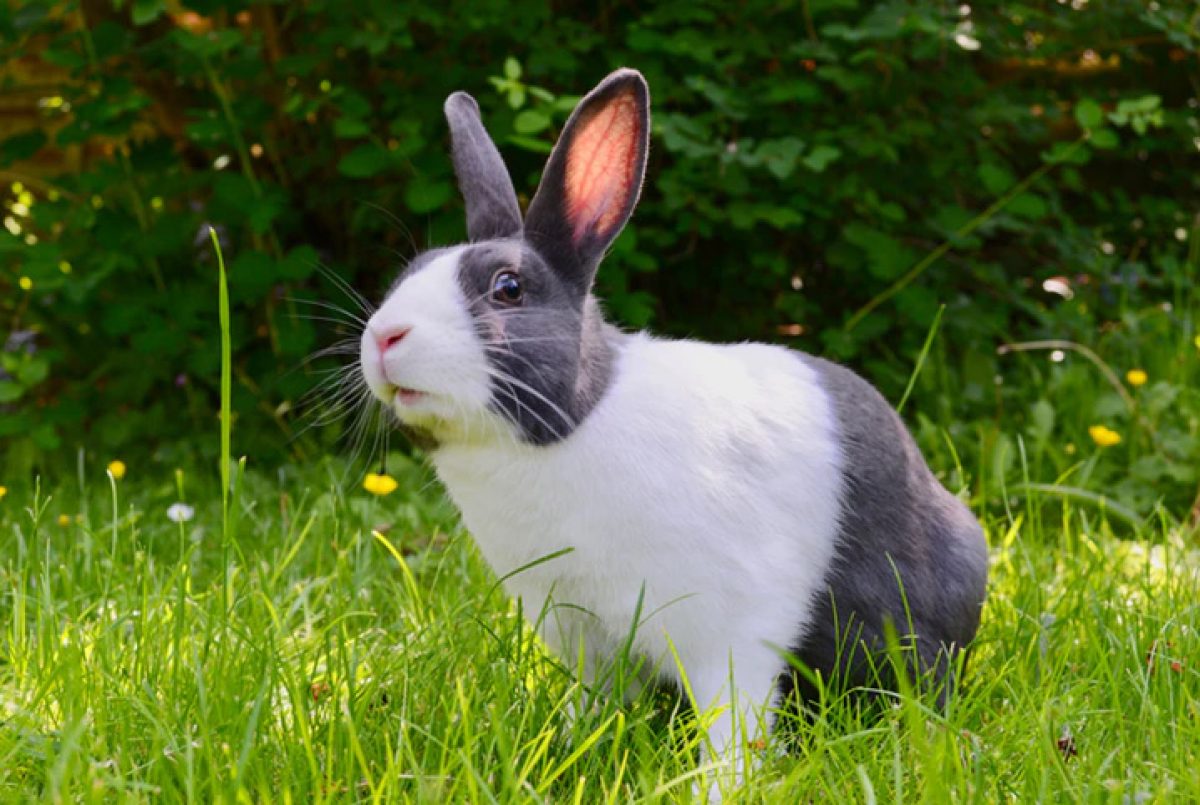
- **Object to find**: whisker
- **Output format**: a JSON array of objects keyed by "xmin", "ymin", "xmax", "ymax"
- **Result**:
[
  {"xmin": 286, "ymin": 296, "xmax": 369, "ymax": 327},
  {"xmin": 360, "ymin": 200, "xmax": 419, "ymax": 260},
  {"xmin": 484, "ymin": 335, "xmax": 580, "ymax": 346},
  {"xmin": 488, "ymin": 379, "xmax": 567, "ymax": 443},
  {"xmin": 314, "ymin": 261, "xmax": 376, "ymax": 318},
  {"xmin": 299, "ymin": 378, "xmax": 367, "ymax": 420},
  {"xmin": 484, "ymin": 366, "xmax": 576, "ymax": 437},
  {"xmin": 483, "ymin": 345, "xmax": 557, "ymax": 390},
  {"xmin": 302, "ymin": 340, "xmax": 363, "ymax": 363},
  {"xmin": 341, "ymin": 399, "xmax": 381, "ymax": 485},
  {"xmin": 293, "ymin": 373, "xmax": 369, "ymax": 428},
  {"xmin": 287, "ymin": 382, "xmax": 371, "ymax": 444},
  {"xmin": 287, "ymin": 312, "xmax": 367, "ymax": 330}
]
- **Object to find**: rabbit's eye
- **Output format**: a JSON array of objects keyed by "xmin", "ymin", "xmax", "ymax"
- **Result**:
[{"xmin": 491, "ymin": 270, "xmax": 523, "ymax": 305}]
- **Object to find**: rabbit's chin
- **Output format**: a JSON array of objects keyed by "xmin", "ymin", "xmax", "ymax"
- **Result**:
[{"xmin": 391, "ymin": 400, "xmax": 516, "ymax": 448}]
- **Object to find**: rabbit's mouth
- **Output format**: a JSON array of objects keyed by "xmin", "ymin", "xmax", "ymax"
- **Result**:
[{"xmin": 393, "ymin": 386, "xmax": 426, "ymax": 406}]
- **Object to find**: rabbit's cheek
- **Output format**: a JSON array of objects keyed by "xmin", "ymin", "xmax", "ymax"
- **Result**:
[{"xmin": 365, "ymin": 247, "xmax": 495, "ymax": 418}]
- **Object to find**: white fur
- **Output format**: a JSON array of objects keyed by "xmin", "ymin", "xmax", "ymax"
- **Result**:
[
  {"xmin": 435, "ymin": 338, "xmax": 844, "ymax": 767},
  {"xmin": 361, "ymin": 248, "xmax": 505, "ymax": 442},
  {"xmin": 363, "ymin": 250, "xmax": 846, "ymax": 776}
]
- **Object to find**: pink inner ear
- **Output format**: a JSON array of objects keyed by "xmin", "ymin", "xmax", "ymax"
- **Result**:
[{"xmin": 564, "ymin": 89, "xmax": 640, "ymax": 245}]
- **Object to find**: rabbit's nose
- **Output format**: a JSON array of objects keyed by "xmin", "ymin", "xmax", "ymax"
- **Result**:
[{"xmin": 374, "ymin": 325, "xmax": 412, "ymax": 354}]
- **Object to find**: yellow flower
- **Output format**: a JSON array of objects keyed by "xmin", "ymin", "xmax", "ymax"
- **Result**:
[
  {"xmin": 107, "ymin": 460, "xmax": 127, "ymax": 480},
  {"xmin": 1195, "ymin": 334, "xmax": 1200, "ymax": 352},
  {"xmin": 57, "ymin": 514, "xmax": 71, "ymax": 527},
  {"xmin": 18, "ymin": 276, "xmax": 32, "ymax": 291},
  {"xmin": 0, "ymin": 486, "xmax": 7, "ymax": 500},
  {"xmin": 1088, "ymin": 425, "xmax": 1122, "ymax": 448},
  {"xmin": 1125, "ymin": 369, "xmax": 1147, "ymax": 387},
  {"xmin": 363, "ymin": 472, "xmax": 398, "ymax": 496}
]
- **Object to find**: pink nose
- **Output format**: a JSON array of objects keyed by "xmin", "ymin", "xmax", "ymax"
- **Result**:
[{"xmin": 375, "ymin": 326, "xmax": 411, "ymax": 354}]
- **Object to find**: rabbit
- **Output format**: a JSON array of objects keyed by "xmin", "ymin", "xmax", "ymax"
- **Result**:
[{"xmin": 358, "ymin": 68, "xmax": 989, "ymax": 777}]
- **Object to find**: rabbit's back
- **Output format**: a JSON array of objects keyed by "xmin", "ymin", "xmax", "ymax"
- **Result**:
[{"xmin": 783, "ymin": 354, "xmax": 989, "ymax": 703}]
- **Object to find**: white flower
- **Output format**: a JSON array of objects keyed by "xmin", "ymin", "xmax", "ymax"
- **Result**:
[{"xmin": 166, "ymin": 502, "xmax": 195, "ymax": 523}]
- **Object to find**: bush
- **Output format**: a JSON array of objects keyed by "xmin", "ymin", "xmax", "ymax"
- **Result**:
[{"xmin": 1, "ymin": 1, "xmax": 1197, "ymax": 500}]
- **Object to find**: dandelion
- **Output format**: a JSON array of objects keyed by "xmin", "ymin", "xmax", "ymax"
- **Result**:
[
  {"xmin": 107, "ymin": 460, "xmax": 126, "ymax": 480},
  {"xmin": 0, "ymin": 486, "xmax": 6, "ymax": 500},
  {"xmin": 57, "ymin": 514, "xmax": 71, "ymax": 527},
  {"xmin": 1195, "ymin": 334, "xmax": 1200, "ymax": 352},
  {"xmin": 363, "ymin": 473, "xmax": 399, "ymax": 496},
  {"xmin": 1088, "ymin": 425, "xmax": 1121, "ymax": 448},
  {"xmin": 18, "ymin": 277, "xmax": 32, "ymax": 291},
  {"xmin": 1125, "ymin": 369, "xmax": 1147, "ymax": 387},
  {"xmin": 166, "ymin": 503, "xmax": 195, "ymax": 523}
]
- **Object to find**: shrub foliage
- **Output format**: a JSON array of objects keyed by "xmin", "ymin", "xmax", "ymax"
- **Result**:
[{"xmin": 0, "ymin": 1, "xmax": 1197, "ymax": 511}]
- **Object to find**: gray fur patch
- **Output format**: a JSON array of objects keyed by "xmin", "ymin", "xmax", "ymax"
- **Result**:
[
  {"xmin": 781, "ymin": 353, "xmax": 989, "ymax": 705},
  {"xmin": 444, "ymin": 92, "xmax": 524, "ymax": 242},
  {"xmin": 455, "ymin": 243, "xmax": 617, "ymax": 445}
]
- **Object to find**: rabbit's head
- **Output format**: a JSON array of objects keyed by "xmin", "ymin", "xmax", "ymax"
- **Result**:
[{"xmin": 360, "ymin": 69, "xmax": 650, "ymax": 446}]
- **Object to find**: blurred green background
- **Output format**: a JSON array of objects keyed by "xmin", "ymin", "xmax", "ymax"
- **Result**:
[{"xmin": 1, "ymin": 1, "xmax": 1197, "ymax": 516}]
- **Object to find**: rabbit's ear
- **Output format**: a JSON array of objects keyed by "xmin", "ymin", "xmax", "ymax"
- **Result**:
[
  {"xmin": 444, "ymin": 92, "xmax": 523, "ymax": 241},
  {"xmin": 524, "ymin": 69, "xmax": 649, "ymax": 294}
]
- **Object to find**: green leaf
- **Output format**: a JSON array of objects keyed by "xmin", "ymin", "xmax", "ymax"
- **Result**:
[
  {"xmin": 15, "ymin": 356, "xmax": 48, "ymax": 386},
  {"xmin": 184, "ymin": 115, "xmax": 228, "ymax": 146},
  {"xmin": 43, "ymin": 46, "xmax": 87, "ymax": 70},
  {"xmin": 334, "ymin": 117, "xmax": 371, "ymax": 139},
  {"xmin": 31, "ymin": 422, "xmax": 60, "ymax": 450},
  {"xmin": 278, "ymin": 246, "xmax": 318, "ymax": 281},
  {"xmin": 337, "ymin": 143, "xmax": 393, "ymax": 178},
  {"xmin": 1008, "ymin": 192, "xmax": 1048, "ymax": 220},
  {"xmin": 513, "ymin": 109, "xmax": 551, "ymax": 135},
  {"xmin": 1041, "ymin": 141, "xmax": 1090, "ymax": 165},
  {"xmin": 507, "ymin": 135, "xmax": 553, "ymax": 154},
  {"xmin": 248, "ymin": 196, "xmax": 284, "ymax": 235},
  {"xmin": 1090, "ymin": 129, "xmax": 1119, "ymax": 149},
  {"xmin": 1074, "ymin": 98, "xmax": 1103, "ymax": 130},
  {"xmin": 801, "ymin": 144, "xmax": 841, "ymax": 173},
  {"xmin": 504, "ymin": 57, "xmax": 522, "ymax": 80},
  {"xmin": 1, "ymin": 131, "xmax": 47, "ymax": 163},
  {"xmin": 757, "ymin": 137, "xmax": 805, "ymax": 179},
  {"xmin": 1029, "ymin": 399, "xmax": 1055, "ymax": 441},
  {"xmin": 131, "ymin": 0, "xmax": 164, "ymax": 25},
  {"xmin": 170, "ymin": 28, "xmax": 242, "ymax": 59},
  {"xmin": 842, "ymin": 223, "xmax": 915, "ymax": 279},
  {"xmin": 977, "ymin": 162, "xmax": 1015, "ymax": 195},
  {"xmin": 0, "ymin": 381, "xmax": 24, "ymax": 403},
  {"xmin": 403, "ymin": 175, "xmax": 453, "ymax": 214},
  {"xmin": 227, "ymin": 251, "xmax": 276, "ymax": 301}
]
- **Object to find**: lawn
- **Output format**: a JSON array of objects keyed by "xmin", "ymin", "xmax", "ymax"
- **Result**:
[{"xmin": 2, "ymin": 326, "xmax": 1197, "ymax": 803}]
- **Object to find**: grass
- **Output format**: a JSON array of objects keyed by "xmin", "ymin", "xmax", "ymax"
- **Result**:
[{"xmin": 0, "ymin": 448, "xmax": 1197, "ymax": 803}]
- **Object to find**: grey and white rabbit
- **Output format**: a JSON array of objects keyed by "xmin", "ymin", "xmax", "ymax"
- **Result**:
[{"xmin": 359, "ymin": 68, "xmax": 988, "ymax": 768}]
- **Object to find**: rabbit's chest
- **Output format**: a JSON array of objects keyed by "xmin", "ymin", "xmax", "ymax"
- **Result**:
[{"xmin": 431, "ymin": 336, "xmax": 847, "ymax": 660}]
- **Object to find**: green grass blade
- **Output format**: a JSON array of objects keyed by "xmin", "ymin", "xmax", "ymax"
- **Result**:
[
  {"xmin": 896, "ymin": 303, "xmax": 945, "ymax": 414},
  {"xmin": 210, "ymin": 226, "xmax": 232, "ymax": 534},
  {"xmin": 1011, "ymin": 482, "xmax": 1144, "ymax": 529}
]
